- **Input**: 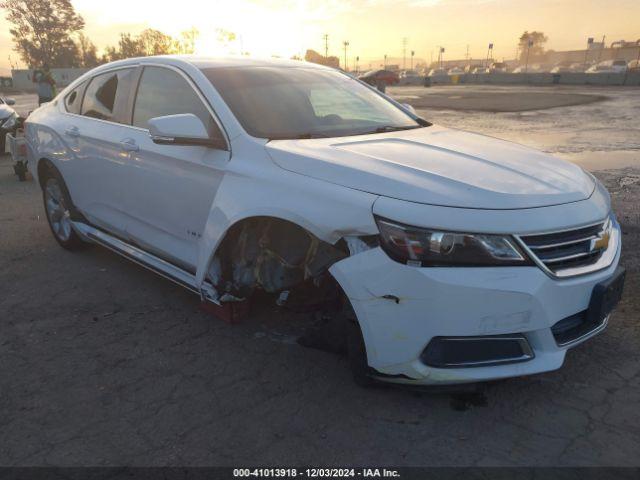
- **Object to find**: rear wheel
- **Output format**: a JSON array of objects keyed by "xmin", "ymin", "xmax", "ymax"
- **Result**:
[{"xmin": 42, "ymin": 171, "xmax": 86, "ymax": 250}]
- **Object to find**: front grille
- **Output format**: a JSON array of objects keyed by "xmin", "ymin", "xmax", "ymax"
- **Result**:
[{"xmin": 519, "ymin": 220, "xmax": 611, "ymax": 276}]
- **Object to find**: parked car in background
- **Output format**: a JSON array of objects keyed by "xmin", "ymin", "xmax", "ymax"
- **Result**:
[
  {"xmin": 628, "ymin": 59, "xmax": 640, "ymax": 71},
  {"xmin": 471, "ymin": 66, "xmax": 490, "ymax": 74},
  {"xmin": 513, "ymin": 63, "xmax": 548, "ymax": 73},
  {"xmin": 464, "ymin": 64, "xmax": 483, "ymax": 73},
  {"xmin": 358, "ymin": 69, "xmax": 399, "ymax": 88},
  {"xmin": 398, "ymin": 69, "xmax": 424, "ymax": 85},
  {"xmin": 489, "ymin": 62, "xmax": 508, "ymax": 73},
  {"xmin": 550, "ymin": 62, "xmax": 576, "ymax": 73},
  {"xmin": 428, "ymin": 68, "xmax": 448, "ymax": 77},
  {"xmin": 26, "ymin": 56, "xmax": 624, "ymax": 387},
  {"xmin": 447, "ymin": 66, "xmax": 465, "ymax": 75},
  {"xmin": 586, "ymin": 60, "xmax": 628, "ymax": 74},
  {"xmin": 0, "ymin": 96, "xmax": 19, "ymax": 153}
]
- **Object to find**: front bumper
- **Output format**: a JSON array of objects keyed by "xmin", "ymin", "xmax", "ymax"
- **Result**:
[{"xmin": 330, "ymin": 234, "xmax": 622, "ymax": 385}]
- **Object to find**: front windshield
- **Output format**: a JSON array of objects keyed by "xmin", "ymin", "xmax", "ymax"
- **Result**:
[{"xmin": 201, "ymin": 66, "xmax": 422, "ymax": 140}]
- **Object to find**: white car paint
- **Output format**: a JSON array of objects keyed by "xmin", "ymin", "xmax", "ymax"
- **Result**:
[
  {"xmin": 26, "ymin": 55, "xmax": 623, "ymax": 385},
  {"xmin": 266, "ymin": 127, "xmax": 594, "ymax": 209}
]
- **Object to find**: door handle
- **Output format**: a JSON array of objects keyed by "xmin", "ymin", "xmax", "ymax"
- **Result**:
[
  {"xmin": 64, "ymin": 126, "xmax": 80, "ymax": 137},
  {"xmin": 120, "ymin": 138, "xmax": 139, "ymax": 152}
]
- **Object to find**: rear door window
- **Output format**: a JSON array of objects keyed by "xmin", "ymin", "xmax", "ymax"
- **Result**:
[{"xmin": 81, "ymin": 68, "xmax": 135, "ymax": 122}]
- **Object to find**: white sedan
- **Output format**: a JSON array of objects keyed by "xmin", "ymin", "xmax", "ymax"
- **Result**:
[
  {"xmin": 26, "ymin": 56, "xmax": 625, "ymax": 386},
  {"xmin": 1, "ymin": 96, "xmax": 19, "ymax": 153}
]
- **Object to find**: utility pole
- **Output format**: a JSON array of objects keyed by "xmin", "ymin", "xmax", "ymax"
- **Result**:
[
  {"xmin": 342, "ymin": 41, "xmax": 349, "ymax": 71},
  {"xmin": 323, "ymin": 33, "xmax": 329, "ymax": 59},
  {"xmin": 355, "ymin": 56, "xmax": 360, "ymax": 74},
  {"xmin": 411, "ymin": 50, "xmax": 415, "ymax": 70},
  {"xmin": 466, "ymin": 44, "xmax": 469, "ymax": 62},
  {"xmin": 384, "ymin": 54, "xmax": 387, "ymax": 69},
  {"xmin": 402, "ymin": 37, "xmax": 408, "ymax": 70}
]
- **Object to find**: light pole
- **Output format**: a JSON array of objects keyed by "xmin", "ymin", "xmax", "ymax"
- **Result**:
[
  {"xmin": 525, "ymin": 39, "xmax": 533, "ymax": 73},
  {"xmin": 343, "ymin": 41, "xmax": 349, "ymax": 71},
  {"xmin": 355, "ymin": 56, "xmax": 360, "ymax": 74},
  {"xmin": 486, "ymin": 43, "xmax": 493, "ymax": 68},
  {"xmin": 323, "ymin": 33, "xmax": 329, "ymax": 59},
  {"xmin": 411, "ymin": 50, "xmax": 415, "ymax": 70},
  {"xmin": 584, "ymin": 37, "xmax": 593, "ymax": 69},
  {"xmin": 402, "ymin": 37, "xmax": 408, "ymax": 70},
  {"xmin": 437, "ymin": 46, "xmax": 444, "ymax": 69},
  {"xmin": 384, "ymin": 54, "xmax": 387, "ymax": 69}
]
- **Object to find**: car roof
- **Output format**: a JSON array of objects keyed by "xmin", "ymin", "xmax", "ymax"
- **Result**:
[{"xmin": 92, "ymin": 54, "xmax": 334, "ymax": 72}]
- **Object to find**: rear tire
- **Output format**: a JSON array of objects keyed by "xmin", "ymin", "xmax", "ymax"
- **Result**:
[{"xmin": 42, "ymin": 168, "xmax": 86, "ymax": 251}]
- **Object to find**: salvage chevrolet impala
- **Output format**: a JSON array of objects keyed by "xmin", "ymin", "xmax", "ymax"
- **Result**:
[{"xmin": 26, "ymin": 56, "xmax": 625, "ymax": 386}]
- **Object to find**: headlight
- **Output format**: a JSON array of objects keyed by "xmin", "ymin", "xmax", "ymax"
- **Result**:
[
  {"xmin": 1, "ymin": 112, "xmax": 17, "ymax": 130},
  {"xmin": 375, "ymin": 217, "xmax": 532, "ymax": 267}
]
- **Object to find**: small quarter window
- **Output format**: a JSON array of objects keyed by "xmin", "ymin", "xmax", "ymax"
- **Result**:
[{"xmin": 64, "ymin": 82, "xmax": 85, "ymax": 114}]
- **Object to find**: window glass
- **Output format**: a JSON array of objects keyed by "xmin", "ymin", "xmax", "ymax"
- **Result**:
[
  {"xmin": 64, "ymin": 82, "xmax": 85, "ymax": 114},
  {"xmin": 201, "ymin": 67, "xmax": 420, "ymax": 139},
  {"xmin": 81, "ymin": 69, "xmax": 134, "ymax": 122},
  {"xmin": 133, "ymin": 66, "xmax": 216, "ymax": 135},
  {"xmin": 308, "ymin": 87, "xmax": 389, "ymax": 123}
]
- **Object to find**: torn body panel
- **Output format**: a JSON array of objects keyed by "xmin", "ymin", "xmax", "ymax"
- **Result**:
[{"xmin": 209, "ymin": 216, "xmax": 348, "ymax": 298}]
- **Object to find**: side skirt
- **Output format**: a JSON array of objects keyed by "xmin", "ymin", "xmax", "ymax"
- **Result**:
[{"xmin": 72, "ymin": 221, "xmax": 220, "ymax": 305}]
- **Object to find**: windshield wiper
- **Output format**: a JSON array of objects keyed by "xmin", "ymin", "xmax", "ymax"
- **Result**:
[
  {"xmin": 373, "ymin": 125, "xmax": 423, "ymax": 133},
  {"xmin": 268, "ymin": 133, "xmax": 331, "ymax": 140}
]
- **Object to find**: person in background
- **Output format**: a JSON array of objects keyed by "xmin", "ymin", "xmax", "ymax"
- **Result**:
[{"xmin": 33, "ymin": 64, "xmax": 56, "ymax": 105}]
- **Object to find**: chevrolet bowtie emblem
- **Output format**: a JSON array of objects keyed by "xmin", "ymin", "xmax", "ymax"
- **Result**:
[{"xmin": 591, "ymin": 228, "xmax": 610, "ymax": 251}]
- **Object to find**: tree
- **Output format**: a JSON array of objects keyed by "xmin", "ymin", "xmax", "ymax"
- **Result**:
[
  {"xmin": 76, "ymin": 32, "xmax": 99, "ymax": 67},
  {"xmin": 138, "ymin": 28, "xmax": 174, "ymax": 56},
  {"xmin": 304, "ymin": 49, "xmax": 339, "ymax": 68},
  {"xmin": 1, "ymin": 0, "xmax": 85, "ymax": 67},
  {"xmin": 103, "ymin": 33, "xmax": 145, "ymax": 62},
  {"xmin": 518, "ymin": 31, "xmax": 548, "ymax": 63},
  {"xmin": 174, "ymin": 28, "xmax": 199, "ymax": 54}
]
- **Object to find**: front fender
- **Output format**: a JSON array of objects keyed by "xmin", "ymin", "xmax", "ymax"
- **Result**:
[{"xmin": 194, "ymin": 153, "xmax": 379, "ymax": 287}]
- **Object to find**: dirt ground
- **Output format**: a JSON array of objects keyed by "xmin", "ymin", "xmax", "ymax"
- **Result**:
[{"xmin": 1, "ymin": 87, "xmax": 639, "ymax": 467}]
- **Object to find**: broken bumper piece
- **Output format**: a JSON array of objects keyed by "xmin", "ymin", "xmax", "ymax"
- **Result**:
[{"xmin": 329, "ymin": 246, "xmax": 621, "ymax": 385}]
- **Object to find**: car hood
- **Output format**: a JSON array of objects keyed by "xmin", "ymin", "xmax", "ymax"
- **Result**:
[
  {"xmin": 266, "ymin": 125, "xmax": 595, "ymax": 209},
  {"xmin": 0, "ymin": 104, "xmax": 15, "ymax": 120}
]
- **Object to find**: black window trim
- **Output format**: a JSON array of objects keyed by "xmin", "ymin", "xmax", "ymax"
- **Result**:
[{"xmin": 126, "ymin": 63, "xmax": 230, "ymax": 152}]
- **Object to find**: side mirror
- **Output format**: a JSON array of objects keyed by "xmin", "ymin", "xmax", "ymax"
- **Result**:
[
  {"xmin": 402, "ymin": 103, "xmax": 416, "ymax": 115},
  {"xmin": 148, "ymin": 113, "xmax": 227, "ymax": 150},
  {"xmin": 4, "ymin": 98, "xmax": 16, "ymax": 106}
]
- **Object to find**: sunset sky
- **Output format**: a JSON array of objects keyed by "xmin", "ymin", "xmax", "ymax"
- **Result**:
[{"xmin": 1, "ymin": 0, "xmax": 639, "ymax": 72}]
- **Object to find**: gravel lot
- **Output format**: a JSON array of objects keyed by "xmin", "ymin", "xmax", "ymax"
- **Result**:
[{"xmin": 1, "ymin": 86, "xmax": 639, "ymax": 467}]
